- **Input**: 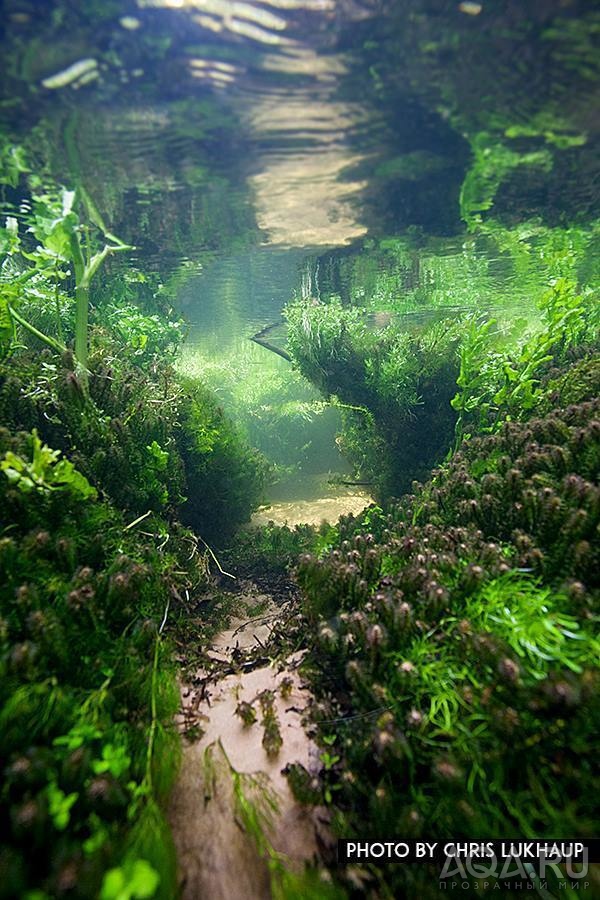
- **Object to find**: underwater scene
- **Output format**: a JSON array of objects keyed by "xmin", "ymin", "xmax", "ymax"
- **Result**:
[{"xmin": 0, "ymin": 0, "xmax": 598, "ymax": 897}]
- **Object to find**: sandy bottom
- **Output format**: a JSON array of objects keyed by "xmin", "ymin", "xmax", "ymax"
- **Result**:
[
  {"xmin": 169, "ymin": 594, "xmax": 328, "ymax": 899},
  {"xmin": 252, "ymin": 483, "xmax": 373, "ymax": 528}
]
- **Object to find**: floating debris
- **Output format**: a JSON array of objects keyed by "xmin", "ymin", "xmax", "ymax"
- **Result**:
[
  {"xmin": 119, "ymin": 15, "xmax": 142, "ymax": 29},
  {"xmin": 458, "ymin": 1, "xmax": 483, "ymax": 14},
  {"xmin": 41, "ymin": 58, "xmax": 98, "ymax": 90}
]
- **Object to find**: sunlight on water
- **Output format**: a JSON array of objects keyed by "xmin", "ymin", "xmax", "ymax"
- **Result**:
[{"xmin": 139, "ymin": 0, "xmax": 375, "ymax": 247}]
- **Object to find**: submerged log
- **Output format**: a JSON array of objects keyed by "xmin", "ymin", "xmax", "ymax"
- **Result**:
[{"xmin": 250, "ymin": 323, "xmax": 292, "ymax": 362}]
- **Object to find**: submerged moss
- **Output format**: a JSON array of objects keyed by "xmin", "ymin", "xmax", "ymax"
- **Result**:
[
  {"xmin": 0, "ymin": 428, "xmax": 190, "ymax": 898},
  {"xmin": 294, "ymin": 365, "xmax": 600, "ymax": 897}
]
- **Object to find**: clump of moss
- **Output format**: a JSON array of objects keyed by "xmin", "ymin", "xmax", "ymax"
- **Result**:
[
  {"xmin": 294, "ymin": 385, "xmax": 600, "ymax": 898},
  {"xmin": 225, "ymin": 521, "xmax": 322, "ymax": 576},
  {"xmin": 176, "ymin": 377, "xmax": 268, "ymax": 545},
  {"xmin": 0, "ymin": 428, "xmax": 199, "ymax": 899},
  {"xmin": 539, "ymin": 354, "xmax": 600, "ymax": 413},
  {"xmin": 285, "ymin": 298, "xmax": 462, "ymax": 496},
  {"xmin": 0, "ymin": 345, "xmax": 267, "ymax": 544}
]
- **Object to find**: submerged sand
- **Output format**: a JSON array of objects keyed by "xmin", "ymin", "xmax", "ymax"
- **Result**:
[{"xmin": 169, "ymin": 591, "xmax": 328, "ymax": 899}]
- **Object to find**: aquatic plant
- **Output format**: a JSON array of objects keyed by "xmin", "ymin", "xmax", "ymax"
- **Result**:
[
  {"xmin": 176, "ymin": 376, "xmax": 268, "ymax": 544},
  {"xmin": 176, "ymin": 342, "xmax": 343, "ymax": 478},
  {"xmin": 285, "ymin": 298, "xmax": 463, "ymax": 495},
  {"xmin": 285, "ymin": 265, "xmax": 599, "ymax": 498},
  {"xmin": 293, "ymin": 376, "xmax": 600, "ymax": 898},
  {"xmin": 1, "ymin": 429, "xmax": 96, "ymax": 501},
  {"xmin": 0, "ymin": 342, "xmax": 267, "ymax": 543},
  {"xmin": 0, "ymin": 427, "xmax": 195, "ymax": 898},
  {"xmin": 0, "ymin": 173, "xmax": 131, "ymax": 389},
  {"xmin": 460, "ymin": 133, "xmax": 553, "ymax": 231},
  {"xmin": 452, "ymin": 278, "xmax": 599, "ymax": 443},
  {"xmin": 225, "ymin": 521, "xmax": 322, "ymax": 576}
]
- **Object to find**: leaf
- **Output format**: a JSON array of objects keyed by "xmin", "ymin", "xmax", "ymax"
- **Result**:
[
  {"xmin": 41, "ymin": 214, "xmax": 78, "ymax": 260},
  {"xmin": 101, "ymin": 860, "xmax": 159, "ymax": 900},
  {"xmin": 51, "ymin": 459, "xmax": 98, "ymax": 500},
  {"xmin": 0, "ymin": 293, "xmax": 13, "ymax": 351},
  {"xmin": 126, "ymin": 861, "xmax": 160, "ymax": 898},
  {"xmin": 47, "ymin": 782, "xmax": 78, "ymax": 831},
  {"xmin": 0, "ymin": 430, "xmax": 97, "ymax": 499},
  {"xmin": 53, "ymin": 722, "xmax": 102, "ymax": 750},
  {"xmin": 92, "ymin": 743, "xmax": 131, "ymax": 778}
]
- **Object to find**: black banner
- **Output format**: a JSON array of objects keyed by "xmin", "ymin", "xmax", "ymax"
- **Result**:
[{"xmin": 337, "ymin": 839, "xmax": 600, "ymax": 864}]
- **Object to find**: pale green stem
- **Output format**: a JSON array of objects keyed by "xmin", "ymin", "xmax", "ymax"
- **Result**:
[{"xmin": 8, "ymin": 303, "xmax": 67, "ymax": 354}]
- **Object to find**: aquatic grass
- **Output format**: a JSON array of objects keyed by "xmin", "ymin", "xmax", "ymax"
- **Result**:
[
  {"xmin": 465, "ymin": 574, "xmax": 598, "ymax": 679},
  {"xmin": 386, "ymin": 632, "xmax": 474, "ymax": 735},
  {"xmin": 207, "ymin": 741, "xmax": 342, "ymax": 900}
]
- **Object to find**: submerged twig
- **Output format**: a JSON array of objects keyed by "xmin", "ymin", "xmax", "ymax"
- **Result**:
[
  {"xmin": 159, "ymin": 596, "xmax": 171, "ymax": 635},
  {"xmin": 250, "ymin": 322, "xmax": 292, "ymax": 362},
  {"xmin": 125, "ymin": 509, "xmax": 152, "ymax": 531},
  {"xmin": 197, "ymin": 535, "xmax": 235, "ymax": 579}
]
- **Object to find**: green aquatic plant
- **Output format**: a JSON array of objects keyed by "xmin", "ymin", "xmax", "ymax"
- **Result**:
[
  {"xmin": 206, "ymin": 742, "xmax": 341, "ymax": 900},
  {"xmin": 450, "ymin": 316, "xmax": 499, "ymax": 444},
  {"xmin": 0, "ymin": 426, "xmax": 191, "ymax": 898},
  {"xmin": 285, "ymin": 297, "xmax": 462, "ymax": 495},
  {"xmin": 0, "ymin": 344, "xmax": 267, "ymax": 541},
  {"xmin": 286, "ymin": 279, "xmax": 597, "ymax": 497},
  {"xmin": 30, "ymin": 188, "xmax": 132, "ymax": 388},
  {"xmin": 176, "ymin": 338, "xmax": 344, "ymax": 477},
  {"xmin": 468, "ymin": 574, "xmax": 597, "ymax": 679},
  {"xmin": 0, "ymin": 144, "xmax": 132, "ymax": 387},
  {"xmin": 459, "ymin": 133, "xmax": 553, "ymax": 230},
  {"xmin": 293, "ymin": 375, "xmax": 600, "ymax": 898},
  {"xmin": 1, "ymin": 428, "xmax": 97, "ymax": 500},
  {"xmin": 451, "ymin": 279, "xmax": 599, "ymax": 442},
  {"xmin": 225, "ymin": 520, "xmax": 320, "ymax": 576},
  {"xmin": 103, "ymin": 304, "xmax": 185, "ymax": 362},
  {"xmin": 176, "ymin": 376, "xmax": 269, "ymax": 543},
  {"xmin": 258, "ymin": 690, "xmax": 283, "ymax": 758},
  {"xmin": 100, "ymin": 859, "xmax": 160, "ymax": 900}
]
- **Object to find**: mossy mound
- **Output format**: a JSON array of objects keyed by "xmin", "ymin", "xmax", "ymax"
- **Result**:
[
  {"xmin": 285, "ymin": 299, "xmax": 462, "ymax": 496},
  {"xmin": 294, "ymin": 388, "xmax": 600, "ymax": 898},
  {"xmin": 0, "ymin": 348, "xmax": 267, "ymax": 544},
  {"xmin": 0, "ymin": 428, "xmax": 196, "ymax": 899}
]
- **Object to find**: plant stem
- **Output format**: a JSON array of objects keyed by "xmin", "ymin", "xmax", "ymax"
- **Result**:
[
  {"xmin": 145, "ymin": 634, "xmax": 160, "ymax": 794},
  {"xmin": 74, "ymin": 281, "xmax": 89, "ymax": 388},
  {"xmin": 54, "ymin": 266, "xmax": 64, "ymax": 343},
  {"xmin": 72, "ymin": 241, "xmax": 132, "ymax": 391},
  {"xmin": 8, "ymin": 304, "xmax": 67, "ymax": 354}
]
